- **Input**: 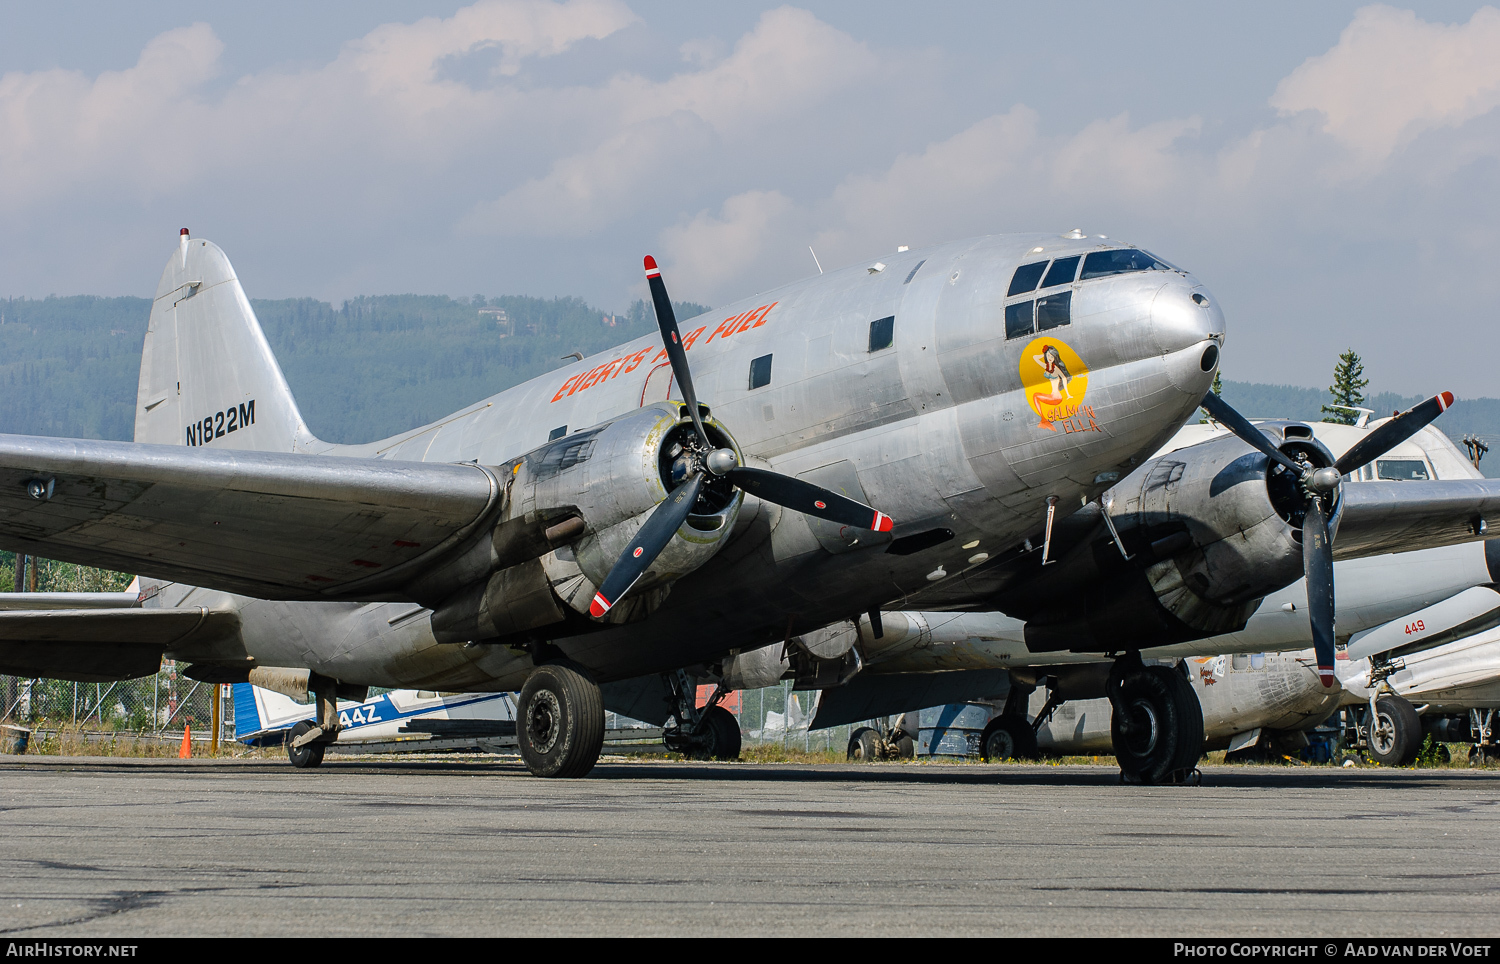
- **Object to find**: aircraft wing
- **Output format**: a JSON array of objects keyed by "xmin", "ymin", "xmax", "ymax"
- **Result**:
[
  {"xmin": 0, "ymin": 434, "xmax": 500, "ymax": 600},
  {"xmin": 0, "ymin": 607, "xmax": 240, "ymax": 682},
  {"xmin": 1334, "ymin": 479, "xmax": 1500, "ymax": 559}
]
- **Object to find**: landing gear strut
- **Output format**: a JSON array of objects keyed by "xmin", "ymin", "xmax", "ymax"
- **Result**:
[
  {"xmin": 517, "ymin": 661, "xmax": 605, "ymax": 778},
  {"xmin": 1107, "ymin": 653, "xmax": 1204, "ymax": 784},
  {"xmin": 662, "ymin": 670, "xmax": 742, "ymax": 760},
  {"xmin": 285, "ymin": 677, "xmax": 343, "ymax": 769},
  {"xmin": 847, "ymin": 714, "xmax": 916, "ymax": 761}
]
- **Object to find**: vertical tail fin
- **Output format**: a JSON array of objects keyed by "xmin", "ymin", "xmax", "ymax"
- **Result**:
[{"xmin": 135, "ymin": 230, "xmax": 314, "ymax": 452}]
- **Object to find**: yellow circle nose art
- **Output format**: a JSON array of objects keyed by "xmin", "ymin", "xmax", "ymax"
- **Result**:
[{"xmin": 1019, "ymin": 336, "xmax": 1091, "ymax": 432}]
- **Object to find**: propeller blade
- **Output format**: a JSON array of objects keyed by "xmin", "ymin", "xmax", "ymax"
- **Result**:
[
  {"xmin": 643, "ymin": 256, "xmax": 709, "ymax": 448},
  {"xmin": 726, "ymin": 466, "xmax": 894, "ymax": 532},
  {"xmin": 1302, "ymin": 496, "xmax": 1337, "ymax": 688},
  {"xmin": 1334, "ymin": 392, "xmax": 1455, "ymax": 477},
  {"xmin": 589, "ymin": 474, "xmax": 705, "ymax": 618},
  {"xmin": 1200, "ymin": 391, "xmax": 1303, "ymax": 474}
]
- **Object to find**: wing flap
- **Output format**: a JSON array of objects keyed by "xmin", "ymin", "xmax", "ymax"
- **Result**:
[
  {"xmin": 0, "ymin": 434, "xmax": 500, "ymax": 599},
  {"xmin": 0, "ymin": 608, "xmax": 239, "ymax": 682},
  {"xmin": 1334, "ymin": 480, "xmax": 1500, "ymax": 559}
]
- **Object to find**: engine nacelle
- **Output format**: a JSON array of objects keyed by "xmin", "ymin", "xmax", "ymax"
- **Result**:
[{"xmin": 997, "ymin": 422, "xmax": 1342, "ymax": 652}]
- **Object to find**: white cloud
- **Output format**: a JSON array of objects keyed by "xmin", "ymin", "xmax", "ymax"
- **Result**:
[{"xmin": 1271, "ymin": 4, "xmax": 1500, "ymax": 166}]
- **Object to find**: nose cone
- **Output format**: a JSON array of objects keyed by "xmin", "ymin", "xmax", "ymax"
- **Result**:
[{"xmin": 1151, "ymin": 283, "xmax": 1222, "ymax": 356}]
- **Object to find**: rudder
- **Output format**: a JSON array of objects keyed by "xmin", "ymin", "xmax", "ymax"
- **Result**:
[{"xmin": 135, "ymin": 230, "xmax": 313, "ymax": 452}]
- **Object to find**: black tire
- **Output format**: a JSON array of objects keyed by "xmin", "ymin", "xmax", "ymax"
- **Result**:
[
  {"xmin": 700, "ymin": 705, "xmax": 742, "ymax": 761},
  {"xmin": 1110, "ymin": 665, "xmax": 1204, "ymax": 784},
  {"xmin": 286, "ymin": 720, "xmax": 325, "ymax": 769},
  {"xmin": 892, "ymin": 733, "xmax": 915, "ymax": 759},
  {"xmin": 848, "ymin": 727, "xmax": 880, "ymax": 761},
  {"xmin": 1365, "ymin": 695, "xmax": 1420, "ymax": 766},
  {"xmin": 981, "ymin": 716, "xmax": 1039, "ymax": 762},
  {"xmin": 518, "ymin": 661, "xmax": 605, "ymax": 778}
]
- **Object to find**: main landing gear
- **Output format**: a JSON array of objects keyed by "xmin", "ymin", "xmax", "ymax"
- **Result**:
[
  {"xmin": 517, "ymin": 661, "xmax": 605, "ymax": 778},
  {"xmin": 1107, "ymin": 652, "xmax": 1204, "ymax": 784},
  {"xmin": 662, "ymin": 670, "xmax": 742, "ymax": 761},
  {"xmin": 285, "ymin": 677, "xmax": 343, "ymax": 769}
]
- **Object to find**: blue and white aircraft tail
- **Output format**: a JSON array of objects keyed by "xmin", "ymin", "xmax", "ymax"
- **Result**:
[{"xmin": 233, "ymin": 684, "xmax": 517, "ymax": 748}]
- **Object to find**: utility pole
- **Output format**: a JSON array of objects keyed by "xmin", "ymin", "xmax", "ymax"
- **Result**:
[{"xmin": 210, "ymin": 685, "xmax": 222, "ymax": 755}]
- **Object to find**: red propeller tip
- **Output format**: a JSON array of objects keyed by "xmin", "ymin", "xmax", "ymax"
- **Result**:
[
  {"xmin": 1439, "ymin": 391, "xmax": 1455, "ymax": 410},
  {"xmin": 1319, "ymin": 670, "xmax": 1337, "ymax": 688},
  {"xmin": 873, "ymin": 511, "xmax": 894, "ymax": 533},
  {"xmin": 589, "ymin": 593, "xmax": 611, "ymax": 618},
  {"xmin": 643, "ymin": 255, "xmax": 659, "ymax": 275}
]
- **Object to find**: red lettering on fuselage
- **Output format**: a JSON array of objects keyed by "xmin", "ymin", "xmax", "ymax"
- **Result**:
[{"xmin": 550, "ymin": 303, "xmax": 777, "ymax": 402}]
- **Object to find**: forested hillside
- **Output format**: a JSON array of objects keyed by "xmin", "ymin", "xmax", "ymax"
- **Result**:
[
  {"xmin": 0, "ymin": 294, "xmax": 706, "ymax": 444},
  {"xmin": 0, "ymin": 294, "xmax": 1494, "ymax": 473}
]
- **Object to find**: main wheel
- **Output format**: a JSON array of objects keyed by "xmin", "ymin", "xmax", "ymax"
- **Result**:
[
  {"xmin": 1110, "ymin": 665, "xmax": 1204, "ymax": 784},
  {"xmin": 848, "ymin": 727, "xmax": 880, "ymax": 761},
  {"xmin": 700, "ymin": 705, "xmax": 742, "ymax": 761},
  {"xmin": 1365, "ymin": 695, "xmax": 1420, "ymax": 766},
  {"xmin": 980, "ymin": 716, "xmax": 1039, "ymax": 762},
  {"xmin": 286, "ymin": 720, "xmax": 326, "ymax": 769},
  {"xmin": 517, "ymin": 661, "xmax": 605, "ymax": 778}
]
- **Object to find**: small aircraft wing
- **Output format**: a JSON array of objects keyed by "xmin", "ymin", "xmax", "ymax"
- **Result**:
[
  {"xmin": 0, "ymin": 607, "xmax": 239, "ymax": 682},
  {"xmin": 1334, "ymin": 479, "xmax": 1500, "ymax": 559},
  {"xmin": 0, "ymin": 434, "xmax": 500, "ymax": 600}
]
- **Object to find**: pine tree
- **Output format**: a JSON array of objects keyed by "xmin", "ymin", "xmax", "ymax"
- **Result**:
[
  {"xmin": 1199, "ymin": 368, "xmax": 1223, "ymax": 422},
  {"xmin": 1321, "ymin": 348, "xmax": 1369, "ymax": 424}
]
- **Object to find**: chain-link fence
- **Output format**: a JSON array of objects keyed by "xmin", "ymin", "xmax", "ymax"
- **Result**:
[{"xmin": 0, "ymin": 661, "xmax": 233, "ymax": 742}]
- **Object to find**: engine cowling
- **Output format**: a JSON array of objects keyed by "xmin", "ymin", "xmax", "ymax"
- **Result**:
[
  {"xmin": 431, "ymin": 402, "xmax": 744, "ymax": 640},
  {"xmin": 995, "ymin": 422, "xmax": 1343, "ymax": 652}
]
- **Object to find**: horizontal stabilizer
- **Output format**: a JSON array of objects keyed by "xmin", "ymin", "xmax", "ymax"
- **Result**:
[
  {"xmin": 810, "ymin": 668, "xmax": 1011, "ymax": 730},
  {"xmin": 0, "ymin": 607, "xmax": 239, "ymax": 682},
  {"xmin": 0, "ymin": 434, "xmax": 500, "ymax": 600},
  {"xmin": 1345, "ymin": 586, "xmax": 1500, "ymax": 662}
]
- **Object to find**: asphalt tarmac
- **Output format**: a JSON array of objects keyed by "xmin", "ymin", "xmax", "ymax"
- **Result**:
[{"xmin": 1, "ymin": 755, "xmax": 1497, "ymax": 938}]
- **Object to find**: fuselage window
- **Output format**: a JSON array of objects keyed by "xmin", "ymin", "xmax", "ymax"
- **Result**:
[
  {"xmin": 1375, "ymin": 458, "xmax": 1431, "ymax": 481},
  {"xmin": 1080, "ymin": 248, "xmax": 1171, "ymax": 280},
  {"xmin": 868, "ymin": 315, "xmax": 895, "ymax": 352},
  {"xmin": 548, "ymin": 425, "xmax": 567, "ymax": 441},
  {"xmin": 1004, "ymin": 301, "xmax": 1034, "ymax": 340},
  {"xmin": 1036, "ymin": 291, "xmax": 1071, "ymax": 331},
  {"xmin": 1007, "ymin": 261, "xmax": 1048, "ymax": 297},
  {"xmin": 903, "ymin": 260, "xmax": 926, "ymax": 284},
  {"xmin": 1041, "ymin": 255, "xmax": 1081, "ymax": 289},
  {"xmin": 748, "ymin": 354, "xmax": 773, "ymax": 390}
]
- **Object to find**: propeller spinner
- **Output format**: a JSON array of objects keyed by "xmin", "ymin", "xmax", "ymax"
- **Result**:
[
  {"xmin": 1200, "ymin": 390, "xmax": 1455, "ymax": 686},
  {"xmin": 588, "ymin": 257, "xmax": 895, "ymax": 618}
]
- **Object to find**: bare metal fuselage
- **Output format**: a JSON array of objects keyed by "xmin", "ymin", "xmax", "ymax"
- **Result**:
[{"xmin": 142, "ymin": 234, "xmax": 1219, "ymax": 690}]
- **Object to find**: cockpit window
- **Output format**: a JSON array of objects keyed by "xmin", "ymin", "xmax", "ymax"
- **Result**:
[
  {"xmin": 1041, "ymin": 256, "xmax": 1080, "ymax": 289},
  {"xmin": 1080, "ymin": 248, "xmax": 1171, "ymax": 280},
  {"xmin": 1007, "ymin": 261, "xmax": 1048, "ymax": 296},
  {"xmin": 1005, "ymin": 301, "xmax": 1034, "ymax": 340},
  {"xmin": 1375, "ymin": 459, "xmax": 1431, "ymax": 481}
]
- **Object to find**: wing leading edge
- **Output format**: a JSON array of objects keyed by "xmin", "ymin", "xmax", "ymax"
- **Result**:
[
  {"xmin": 0, "ymin": 434, "xmax": 500, "ymax": 600},
  {"xmin": 1334, "ymin": 479, "xmax": 1500, "ymax": 559}
]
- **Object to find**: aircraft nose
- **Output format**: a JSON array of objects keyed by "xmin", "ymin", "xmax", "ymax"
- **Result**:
[{"xmin": 1151, "ymin": 282, "xmax": 1222, "ymax": 356}]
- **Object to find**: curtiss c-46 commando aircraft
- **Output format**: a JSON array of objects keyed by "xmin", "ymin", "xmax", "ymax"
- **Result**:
[{"xmin": 0, "ymin": 229, "xmax": 1485, "ymax": 781}]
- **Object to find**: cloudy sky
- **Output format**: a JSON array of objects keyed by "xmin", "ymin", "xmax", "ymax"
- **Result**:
[{"xmin": 2, "ymin": 1, "xmax": 1498, "ymax": 395}]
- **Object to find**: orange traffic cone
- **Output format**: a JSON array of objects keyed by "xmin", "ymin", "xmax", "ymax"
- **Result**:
[{"xmin": 179, "ymin": 724, "xmax": 192, "ymax": 759}]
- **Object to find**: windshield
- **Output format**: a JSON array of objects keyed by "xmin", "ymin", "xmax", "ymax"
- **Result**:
[
  {"xmin": 1375, "ymin": 459, "xmax": 1431, "ymax": 481},
  {"xmin": 1079, "ymin": 248, "xmax": 1172, "ymax": 280}
]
